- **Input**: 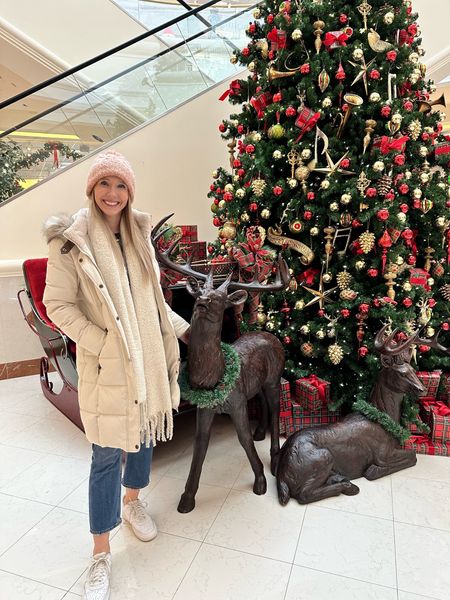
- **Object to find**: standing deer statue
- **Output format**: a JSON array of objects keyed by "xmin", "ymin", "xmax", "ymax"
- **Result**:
[
  {"xmin": 276, "ymin": 326, "xmax": 448, "ymax": 505},
  {"xmin": 152, "ymin": 216, "xmax": 290, "ymax": 513}
]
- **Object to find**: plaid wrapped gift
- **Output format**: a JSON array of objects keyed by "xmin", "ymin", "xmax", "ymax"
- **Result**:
[
  {"xmin": 417, "ymin": 371, "xmax": 442, "ymax": 399},
  {"xmin": 294, "ymin": 375, "xmax": 330, "ymax": 412},
  {"xmin": 176, "ymin": 225, "xmax": 198, "ymax": 244},
  {"xmin": 403, "ymin": 435, "xmax": 450, "ymax": 456},
  {"xmin": 281, "ymin": 412, "xmax": 295, "ymax": 437},
  {"xmin": 420, "ymin": 400, "xmax": 450, "ymax": 443},
  {"xmin": 279, "ymin": 378, "xmax": 292, "ymax": 435},
  {"xmin": 291, "ymin": 403, "xmax": 341, "ymax": 432},
  {"xmin": 438, "ymin": 373, "xmax": 450, "ymax": 404},
  {"xmin": 179, "ymin": 241, "xmax": 207, "ymax": 262}
]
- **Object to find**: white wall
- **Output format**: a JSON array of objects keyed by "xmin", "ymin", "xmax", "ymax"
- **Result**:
[{"xmin": 0, "ymin": 74, "xmax": 238, "ymax": 264}]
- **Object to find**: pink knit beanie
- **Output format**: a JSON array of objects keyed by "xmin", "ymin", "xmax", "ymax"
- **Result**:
[{"xmin": 86, "ymin": 150, "xmax": 136, "ymax": 201}]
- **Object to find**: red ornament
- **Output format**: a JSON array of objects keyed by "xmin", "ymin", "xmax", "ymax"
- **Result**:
[
  {"xmin": 283, "ymin": 336, "xmax": 292, "ymax": 344},
  {"xmin": 358, "ymin": 346, "xmax": 369, "ymax": 357},
  {"xmin": 318, "ymin": 309, "xmax": 325, "ymax": 317},
  {"xmin": 285, "ymin": 106, "xmax": 296, "ymax": 117},
  {"xmin": 273, "ymin": 186, "xmax": 283, "ymax": 196},
  {"xmin": 210, "ymin": 184, "xmax": 215, "ymax": 191},
  {"xmin": 249, "ymin": 202, "xmax": 258, "ymax": 212},
  {"xmin": 370, "ymin": 69, "xmax": 381, "ymax": 80},
  {"xmin": 248, "ymin": 23, "xmax": 256, "ymax": 34},
  {"xmin": 442, "ymin": 322, "xmax": 450, "ymax": 331},
  {"xmin": 359, "ymin": 303, "xmax": 370, "ymax": 314},
  {"xmin": 368, "ymin": 268, "xmax": 378, "ymax": 277},
  {"xmin": 300, "ymin": 63, "xmax": 311, "ymax": 74},
  {"xmin": 245, "ymin": 144, "xmax": 255, "ymax": 154},
  {"xmin": 267, "ymin": 14, "xmax": 274, "ymax": 24},
  {"xmin": 237, "ymin": 168, "xmax": 245, "ymax": 178},
  {"xmin": 341, "ymin": 309, "xmax": 350, "ymax": 318},
  {"xmin": 268, "ymin": 50, "xmax": 275, "ymax": 60},
  {"xmin": 335, "ymin": 62, "xmax": 346, "ymax": 80},
  {"xmin": 408, "ymin": 23, "xmax": 418, "ymax": 36},
  {"xmin": 307, "ymin": 191, "xmax": 315, "ymax": 200},
  {"xmin": 407, "ymin": 255, "xmax": 416, "ymax": 265},
  {"xmin": 386, "ymin": 50, "xmax": 397, "ymax": 62},
  {"xmin": 242, "ymin": 47, "xmax": 250, "ymax": 57},
  {"xmin": 342, "ymin": 103, "xmax": 349, "ymax": 113},
  {"xmin": 233, "ymin": 159, "xmax": 242, "ymax": 168},
  {"xmin": 428, "ymin": 298, "xmax": 437, "ymax": 308},
  {"xmin": 366, "ymin": 187, "xmax": 377, "ymax": 198},
  {"xmin": 377, "ymin": 209, "xmax": 389, "ymax": 221},
  {"xmin": 340, "ymin": 158, "xmax": 350, "ymax": 168},
  {"xmin": 402, "ymin": 297, "xmax": 413, "ymax": 307},
  {"xmin": 219, "ymin": 123, "xmax": 227, "ymax": 132},
  {"xmin": 223, "ymin": 192, "xmax": 233, "ymax": 202},
  {"xmin": 398, "ymin": 183, "xmax": 409, "ymax": 195},
  {"xmin": 213, "ymin": 217, "xmax": 222, "ymax": 227},
  {"xmin": 237, "ymin": 125, "xmax": 244, "ymax": 134},
  {"xmin": 385, "ymin": 191, "xmax": 395, "ymax": 201},
  {"xmin": 403, "ymin": 100, "xmax": 414, "ymax": 111},
  {"xmin": 413, "ymin": 199, "xmax": 421, "ymax": 209},
  {"xmin": 273, "ymin": 92, "xmax": 282, "ymax": 103},
  {"xmin": 381, "ymin": 105, "xmax": 392, "ymax": 117},
  {"xmin": 214, "ymin": 198, "xmax": 219, "ymax": 205},
  {"xmin": 422, "ymin": 132, "xmax": 430, "ymax": 141},
  {"xmin": 352, "ymin": 219, "xmax": 363, "ymax": 228},
  {"xmin": 303, "ymin": 210, "xmax": 313, "ymax": 220},
  {"xmin": 418, "ymin": 345, "xmax": 430, "ymax": 353},
  {"xmin": 208, "ymin": 245, "xmax": 214, "ymax": 253},
  {"xmin": 394, "ymin": 154, "xmax": 405, "ymax": 166},
  {"xmin": 400, "ymin": 203, "xmax": 409, "ymax": 213},
  {"xmin": 339, "ymin": 13, "xmax": 348, "ymax": 23}
]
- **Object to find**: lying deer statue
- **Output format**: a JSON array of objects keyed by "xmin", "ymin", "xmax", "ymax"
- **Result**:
[
  {"xmin": 275, "ymin": 326, "xmax": 447, "ymax": 505},
  {"xmin": 152, "ymin": 216, "xmax": 290, "ymax": 513}
]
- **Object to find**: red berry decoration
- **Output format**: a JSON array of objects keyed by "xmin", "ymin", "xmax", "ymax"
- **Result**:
[
  {"xmin": 403, "ymin": 100, "xmax": 414, "ymax": 111},
  {"xmin": 402, "ymin": 298, "xmax": 413, "ymax": 307},
  {"xmin": 249, "ymin": 202, "xmax": 258, "ymax": 212},
  {"xmin": 366, "ymin": 187, "xmax": 377, "ymax": 198},
  {"xmin": 381, "ymin": 105, "xmax": 391, "ymax": 117},
  {"xmin": 400, "ymin": 203, "xmax": 409, "ymax": 213},
  {"xmin": 245, "ymin": 144, "xmax": 255, "ymax": 154},
  {"xmin": 267, "ymin": 14, "xmax": 274, "ymax": 24},
  {"xmin": 335, "ymin": 62, "xmax": 346, "ymax": 80},
  {"xmin": 359, "ymin": 303, "xmax": 370, "ymax": 314},
  {"xmin": 300, "ymin": 63, "xmax": 311, "ymax": 74},
  {"xmin": 268, "ymin": 50, "xmax": 275, "ymax": 60},
  {"xmin": 237, "ymin": 124, "xmax": 244, "ymax": 134},
  {"xmin": 407, "ymin": 255, "xmax": 416, "ymax": 265},
  {"xmin": 340, "ymin": 309, "xmax": 350, "ymax": 318},
  {"xmin": 248, "ymin": 23, "xmax": 256, "ymax": 34},
  {"xmin": 223, "ymin": 192, "xmax": 233, "ymax": 202},
  {"xmin": 442, "ymin": 322, "xmax": 450, "ymax": 331},
  {"xmin": 286, "ymin": 106, "xmax": 296, "ymax": 117},
  {"xmin": 219, "ymin": 123, "xmax": 227, "ymax": 132},
  {"xmin": 340, "ymin": 158, "xmax": 350, "ymax": 168},
  {"xmin": 238, "ymin": 168, "xmax": 245, "ymax": 178},
  {"xmin": 283, "ymin": 336, "xmax": 291, "ymax": 344},
  {"xmin": 369, "ymin": 69, "xmax": 381, "ymax": 80},
  {"xmin": 242, "ymin": 47, "xmax": 250, "ymax": 57},
  {"xmin": 394, "ymin": 154, "xmax": 405, "ymax": 166},
  {"xmin": 398, "ymin": 183, "xmax": 409, "ymax": 194},
  {"xmin": 303, "ymin": 210, "xmax": 313, "ymax": 220},
  {"xmin": 339, "ymin": 13, "xmax": 348, "ymax": 23},
  {"xmin": 307, "ymin": 192, "xmax": 315, "ymax": 200},
  {"xmin": 273, "ymin": 186, "xmax": 283, "ymax": 196},
  {"xmin": 418, "ymin": 345, "xmax": 430, "ymax": 353},
  {"xmin": 428, "ymin": 298, "xmax": 437, "ymax": 308},
  {"xmin": 377, "ymin": 208, "xmax": 389, "ymax": 221},
  {"xmin": 318, "ymin": 309, "xmax": 325, "ymax": 317},
  {"xmin": 368, "ymin": 268, "xmax": 378, "ymax": 277},
  {"xmin": 358, "ymin": 346, "xmax": 369, "ymax": 357},
  {"xmin": 273, "ymin": 92, "xmax": 282, "ymax": 103},
  {"xmin": 208, "ymin": 245, "xmax": 214, "ymax": 253},
  {"xmin": 386, "ymin": 50, "xmax": 397, "ymax": 62},
  {"xmin": 213, "ymin": 217, "xmax": 221, "ymax": 227},
  {"xmin": 233, "ymin": 159, "xmax": 241, "ymax": 168},
  {"xmin": 210, "ymin": 184, "xmax": 215, "ymax": 191},
  {"xmin": 214, "ymin": 198, "xmax": 219, "ymax": 205},
  {"xmin": 385, "ymin": 191, "xmax": 395, "ymax": 200}
]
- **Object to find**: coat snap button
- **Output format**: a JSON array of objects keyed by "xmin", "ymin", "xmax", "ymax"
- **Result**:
[
  {"xmin": 135, "ymin": 445, "xmax": 139, "ymax": 449},
  {"xmin": 79, "ymin": 258, "xmax": 83, "ymax": 262},
  {"xmin": 135, "ymin": 400, "xmax": 138, "ymax": 404},
  {"xmin": 116, "ymin": 316, "xmax": 120, "ymax": 320},
  {"xmin": 99, "ymin": 284, "xmax": 104, "ymax": 288}
]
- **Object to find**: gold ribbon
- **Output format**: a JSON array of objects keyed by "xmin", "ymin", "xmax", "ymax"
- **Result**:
[{"xmin": 267, "ymin": 225, "xmax": 315, "ymax": 265}]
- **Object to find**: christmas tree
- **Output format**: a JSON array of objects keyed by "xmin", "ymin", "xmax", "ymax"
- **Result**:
[{"xmin": 207, "ymin": 0, "xmax": 450, "ymax": 413}]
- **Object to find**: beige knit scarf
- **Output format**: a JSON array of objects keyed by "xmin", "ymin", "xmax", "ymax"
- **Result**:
[{"xmin": 88, "ymin": 214, "xmax": 173, "ymax": 446}]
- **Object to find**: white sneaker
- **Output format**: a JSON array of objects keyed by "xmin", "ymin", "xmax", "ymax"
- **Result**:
[
  {"xmin": 123, "ymin": 499, "xmax": 157, "ymax": 542},
  {"xmin": 82, "ymin": 552, "xmax": 111, "ymax": 600}
]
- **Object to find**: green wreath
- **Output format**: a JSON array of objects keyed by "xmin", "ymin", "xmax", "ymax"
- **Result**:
[
  {"xmin": 353, "ymin": 399, "xmax": 410, "ymax": 443},
  {"xmin": 179, "ymin": 343, "xmax": 241, "ymax": 409}
]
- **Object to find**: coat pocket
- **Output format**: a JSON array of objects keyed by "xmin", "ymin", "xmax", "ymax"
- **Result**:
[{"xmin": 97, "ymin": 331, "xmax": 127, "ymax": 386}]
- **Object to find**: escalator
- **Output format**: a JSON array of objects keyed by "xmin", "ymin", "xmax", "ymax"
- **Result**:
[{"xmin": 0, "ymin": 0, "xmax": 255, "ymax": 203}]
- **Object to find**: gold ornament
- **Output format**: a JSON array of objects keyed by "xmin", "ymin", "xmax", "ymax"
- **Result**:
[
  {"xmin": 255, "ymin": 39, "xmax": 268, "ymax": 59},
  {"xmin": 322, "ymin": 273, "xmax": 333, "ymax": 283},
  {"xmin": 368, "ymin": 28, "xmax": 394, "ymax": 52},
  {"xmin": 256, "ymin": 305, "xmax": 267, "ymax": 327},
  {"xmin": 260, "ymin": 208, "xmax": 271, "ymax": 219},
  {"xmin": 384, "ymin": 269, "xmax": 397, "ymax": 300},
  {"xmin": 408, "ymin": 119, "xmax": 422, "ymax": 141},
  {"xmin": 328, "ymin": 343, "xmax": 344, "ymax": 365},
  {"xmin": 291, "ymin": 29, "xmax": 303, "ymax": 41},
  {"xmin": 301, "ymin": 342, "xmax": 314, "ymax": 357},
  {"xmin": 265, "ymin": 321, "xmax": 275, "ymax": 332},
  {"xmin": 289, "ymin": 279, "xmax": 298, "ymax": 291},
  {"xmin": 336, "ymin": 94, "xmax": 364, "ymax": 139},
  {"xmin": 267, "ymin": 225, "xmax": 315, "ymax": 265},
  {"xmin": 289, "ymin": 220, "xmax": 303, "ymax": 233},
  {"xmin": 268, "ymin": 124, "xmax": 286, "ymax": 139},
  {"xmin": 220, "ymin": 222, "xmax": 237, "ymax": 240},
  {"xmin": 316, "ymin": 329, "xmax": 326, "ymax": 339},
  {"xmin": 251, "ymin": 178, "xmax": 266, "ymax": 197},
  {"xmin": 240, "ymin": 212, "xmax": 250, "ymax": 222},
  {"xmin": 300, "ymin": 324, "xmax": 310, "ymax": 335},
  {"xmin": 336, "ymin": 270, "xmax": 353, "ymax": 290},
  {"xmin": 424, "ymin": 247, "xmax": 435, "ymax": 273},
  {"xmin": 363, "ymin": 119, "xmax": 377, "ymax": 153},
  {"xmin": 230, "ymin": 55, "xmax": 238, "ymax": 65},
  {"xmin": 340, "ymin": 289, "xmax": 358, "ymax": 300},
  {"xmin": 359, "ymin": 231, "xmax": 376, "ymax": 254},
  {"xmin": 313, "ymin": 20, "xmax": 325, "ymax": 54},
  {"xmin": 377, "ymin": 173, "xmax": 393, "ymax": 196},
  {"xmin": 302, "ymin": 274, "xmax": 338, "ymax": 309},
  {"xmin": 358, "ymin": 1, "xmax": 372, "ymax": 31},
  {"xmin": 295, "ymin": 300, "xmax": 305, "ymax": 310}
]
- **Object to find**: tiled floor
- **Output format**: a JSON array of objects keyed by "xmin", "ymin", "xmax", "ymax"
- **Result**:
[{"xmin": 0, "ymin": 375, "xmax": 449, "ymax": 600}]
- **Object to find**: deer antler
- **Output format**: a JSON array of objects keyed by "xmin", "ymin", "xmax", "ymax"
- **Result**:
[
  {"xmin": 374, "ymin": 324, "xmax": 420, "ymax": 356},
  {"xmin": 152, "ymin": 214, "xmax": 291, "ymax": 293},
  {"xmin": 416, "ymin": 330, "xmax": 450, "ymax": 355}
]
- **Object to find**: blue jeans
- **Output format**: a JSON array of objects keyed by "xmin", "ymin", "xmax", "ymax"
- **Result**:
[{"xmin": 89, "ymin": 442, "xmax": 153, "ymax": 535}]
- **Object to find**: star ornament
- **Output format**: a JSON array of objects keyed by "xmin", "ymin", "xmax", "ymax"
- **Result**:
[
  {"xmin": 302, "ymin": 276, "xmax": 338, "ymax": 309},
  {"xmin": 312, "ymin": 150, "xmax": 356, "ymax": 177},
  {"xmin": 348, "ymin": 56, "xmax": 376, "ymax": 95}
]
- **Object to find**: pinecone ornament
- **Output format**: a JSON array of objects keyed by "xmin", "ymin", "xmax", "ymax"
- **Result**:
[
  {"xmin": 328, "ymin": 343, "xmax": 344, "ymax": 365},
  {"xmin": 359, "ymin": 231, "xmax": 376, "ymax": 254},
  {"xmin": 408, "ymin": 119, "xmax": 422, "ymax": 141},
  {"xmin": 377, "ymin": 174, "xmax": 393, "ymax": 196},
  {"xmin": 251, "ymin": 178, "xmax": 267, "ymax": 197},
  {"xmin": 440, "ymin": 284, "xmax": 450, "ymax": 301},
  {"xmin": 336, "ymin": 270, "xmax": 353, "ymax": 290}
]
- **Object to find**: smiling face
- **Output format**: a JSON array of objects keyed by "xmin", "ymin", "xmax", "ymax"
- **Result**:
[{"xmin": 93, "ymin": 176, "xmax": 129, "ymax": 219}]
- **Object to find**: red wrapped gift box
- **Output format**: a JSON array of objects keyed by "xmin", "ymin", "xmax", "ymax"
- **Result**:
[
  {"xmin": 281, "ymin": 412, "xmax": 294, "ymax": 436},
  {"xmin": 438, "ymin": 373, "xmax": 450, "ymax": 404},
  {"xmin": 291, "ymin": 403, "xmax": 341, "ymax": 432},
  {"xmin": 179, "ymin": 241, "xmax": 207, "ymax": 262},
  {"xmin": 417, "ymin": 371, "xmax": 442, "ymax": 399},
  {"xmin": 420, "ymin": 400, "xmax": 450, "ymax": 443},
  {"xmin": 176, "ymin": 225, "xmax": 198, "ymax": 244},
  {"xmin": 294, "ymin": 375, "xmax": 330, "ymax": 412},
  {"xmin": 403, "ymin": 435, "xmax": 450, "ymax": 456}
]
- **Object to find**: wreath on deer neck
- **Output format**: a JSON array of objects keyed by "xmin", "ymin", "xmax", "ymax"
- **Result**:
[
  {"xmin": 353, "ymin": 399, "xmax": 410, "ymax": 443},
  {"xmin": 179, "ymin": 343, "xmax": 241, "ymax": 409}
]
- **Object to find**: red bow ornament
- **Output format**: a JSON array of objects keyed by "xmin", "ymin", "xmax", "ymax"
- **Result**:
[
  {"xmin": 323, "ymin": 31, "xmax": 349, "ymax": 49},
  {"xmin": 219, "ymin": 80, "xmax": 242, "ymax": 101},
  {"xmin": 267, "ymin": 27, "xmax": 287, "ymax": 51},
  {"xmin": 373, "ymin": 135, "xmax": 410, "ymax": 154},
  {"xmin": 295, "ymin": 107, "xmax": 320, "ymax": 142}
]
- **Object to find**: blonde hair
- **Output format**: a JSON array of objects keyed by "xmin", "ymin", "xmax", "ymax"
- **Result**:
[{"xmin": 88, "ymin": 194, "xmax": 153, "ymax": 282}]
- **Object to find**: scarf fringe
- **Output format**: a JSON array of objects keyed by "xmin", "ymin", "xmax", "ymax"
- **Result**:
[{"xmin": 140, "ymin": 402, "xmax": 174, "ymax": 447}]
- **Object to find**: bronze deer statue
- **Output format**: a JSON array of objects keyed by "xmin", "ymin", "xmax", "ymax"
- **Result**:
[
  {"xmin": 275, "ymin": 326, "xmax": 447, "ymax": 505},
  {"xmin": 152, "ymin": 216, "xmax": 290, "ymax": 513}
]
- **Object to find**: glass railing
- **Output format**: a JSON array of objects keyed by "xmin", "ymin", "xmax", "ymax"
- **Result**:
[{"xmin": 0, "ymin": 0, "xmax": 255, "ymax": 203}]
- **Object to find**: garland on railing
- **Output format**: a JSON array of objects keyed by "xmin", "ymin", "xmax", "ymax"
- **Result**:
[
  {"xmin": 179, "ymin": 343, "xmax": 240, "ymax": 409},
  {"xmin": 352, "ymin": 399, "xmax": 410, "ymax": 443}
]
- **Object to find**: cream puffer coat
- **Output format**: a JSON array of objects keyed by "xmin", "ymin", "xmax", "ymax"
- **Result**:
[{"xmin": 43, "ymin": 208, "xmax": 190, "ymax": 451}]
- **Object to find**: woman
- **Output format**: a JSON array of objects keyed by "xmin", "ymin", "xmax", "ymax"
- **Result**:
[{"xmin": 43, "ymin": 150, "xmax": 190, "ymax": 600}]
